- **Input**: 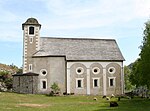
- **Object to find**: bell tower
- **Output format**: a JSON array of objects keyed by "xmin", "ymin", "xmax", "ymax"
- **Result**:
[{"xmin": 22, "ymin": 18, "xmax": 41, "ymax": 73}]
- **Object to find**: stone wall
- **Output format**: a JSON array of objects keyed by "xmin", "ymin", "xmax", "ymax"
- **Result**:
[{"xmin": 13, "ymin": 73, "xmax": 38, "ymax": 94}]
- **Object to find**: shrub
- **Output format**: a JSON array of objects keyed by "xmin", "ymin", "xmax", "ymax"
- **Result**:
[
  {"xmin": 0, "ymin": 71, "xmax": 13, "ymax": 91},
  {"xmin": 50, "ymin": 82, "xmax": 60, "ymax": 96}
]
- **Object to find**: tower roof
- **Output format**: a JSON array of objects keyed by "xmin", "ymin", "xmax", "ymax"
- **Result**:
[{"xmin": 22, "ymin": 17, "xmax": 41, "ymax": 30}]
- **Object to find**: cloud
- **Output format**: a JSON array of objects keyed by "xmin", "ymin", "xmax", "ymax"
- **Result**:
[
  {"xmin": 0, "ymin": 0, "xmax": 150, "ymax": 42},
  {"xmin": 40, "ymin": 0, "xmax": 150, "ymax": 31}
]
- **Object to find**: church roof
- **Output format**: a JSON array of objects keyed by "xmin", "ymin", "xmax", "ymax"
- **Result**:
[{"xmin": 33, "ymin": 37, "xmax": 125, "ymax": 61}]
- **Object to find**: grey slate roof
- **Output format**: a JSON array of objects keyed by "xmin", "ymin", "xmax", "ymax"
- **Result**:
[{"xmin": 33, "ymin": 37, "xmax": 125, "ymax": 61}]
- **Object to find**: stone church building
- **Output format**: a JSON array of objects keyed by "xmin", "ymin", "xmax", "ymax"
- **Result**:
[{"xmin": 13, "ymin": 18, "xmax": 125, "ymax": 95}]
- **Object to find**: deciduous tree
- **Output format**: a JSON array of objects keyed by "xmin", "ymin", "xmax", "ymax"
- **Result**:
[
  {"xmin": 124, "ymin": 65, "xmax": 133, "ymax": 90},
  {"xmin": 130, "ymin": 59, "xmax": 142, "ymax": 87},
  {"xmin": 139, "ymin": 20, "xmax": 150, "ymax": 89}
]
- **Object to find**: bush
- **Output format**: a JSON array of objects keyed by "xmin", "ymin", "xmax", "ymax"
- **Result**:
[
  {"xmin": 50, "ymin": 82, "xmax": 60, "ymax": 96},
  {"xmin": 0, "ymin": 71, "xmax": 13, "ymax": 91}
]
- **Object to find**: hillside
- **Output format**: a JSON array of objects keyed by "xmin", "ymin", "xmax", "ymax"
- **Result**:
[{"xmin": 0, "ymin": 63, "xmax": 21, "ymax": 74}]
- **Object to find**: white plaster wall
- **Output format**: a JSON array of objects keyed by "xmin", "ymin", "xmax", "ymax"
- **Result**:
[{"xmin": 67, "ymin": 61, "xmax": 123, "ymax": 95}]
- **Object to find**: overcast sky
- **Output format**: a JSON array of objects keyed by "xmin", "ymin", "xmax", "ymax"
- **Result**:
[{"xmin": 0, "ymin": 0, "xmax": 150, "ymax": 67}]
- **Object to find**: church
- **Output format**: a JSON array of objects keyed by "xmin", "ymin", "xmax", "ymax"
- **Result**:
[{"xmin": 13, "ymin": 18, "xmax": 125, "ymax": 96}]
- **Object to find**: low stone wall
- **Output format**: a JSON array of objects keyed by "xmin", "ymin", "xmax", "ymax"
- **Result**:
[{"xmin": 13, "ymin": 73, "xmax": 39, "ymax": 94}]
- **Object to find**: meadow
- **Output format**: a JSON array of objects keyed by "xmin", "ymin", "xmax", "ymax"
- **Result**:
[{"xmin": 0, "ymin": 92, "xmax": 150, "ymax": 111}]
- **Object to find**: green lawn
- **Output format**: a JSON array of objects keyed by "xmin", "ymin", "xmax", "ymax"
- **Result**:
[{"xmin": 0, "ymin": 92, "xmax": 150, "ymax": 111}]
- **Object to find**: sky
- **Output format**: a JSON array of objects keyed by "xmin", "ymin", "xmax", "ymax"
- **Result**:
[{"xmin": 0, "ymin": 0, "xmax": 150, "ymax": 67}]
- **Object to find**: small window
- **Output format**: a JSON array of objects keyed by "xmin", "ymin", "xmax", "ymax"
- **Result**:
[
  {"xmin": 76, "ymin": 78, "xmax": 84, "ymax": 88},
  {"xmin": 77, "ymin": 69, "xmax": 81, "ymax": 73},
  {"xmin": 94, "ymin": 79, "xmax": 98, "ymax": 87},
  {"xmin": 40, "ymin": 69, "xmax": 47, "ymax": 76},
  {"xmin": 29, "ymin": 26, "xmax": 34, "ymax": 35},
  {"xmin": 108, "ymin": 67, "xmax": 116, "ymax": 74},
  {"xmin": 76, "ymin": 67, "xmax": 84, "ymax": 75},
  {"xmin": 42, "ymin": 81, "xmax": 46, "ymax": 89},
  {"xmin": 92, "ymin": 67, "xmax": 100, "ymax": 74},
  {"xmin": 41, "ymin": 79, "xmax": 47, "ymax": 90},
  {"xmin": 109, "ymin": 77, "xmax": 116, "ymax": 87},
  {"xmin": 93, "ymin": 78, "xmax": 100, "ymax": 88},
  {"xmin": 29, "ymin": 64, "xmax": 32, "ymax": 71},
  {"xmin": 30, "ymin": 37, "xmax": 33, "ymax": 43},
  {"xmin": 77, "ymin": 80, "xmax": 82, "ymax": 88}
]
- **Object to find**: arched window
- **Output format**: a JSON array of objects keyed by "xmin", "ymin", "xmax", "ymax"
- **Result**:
[{"xmin": 29, "ymin": 26, "xmax": 34, "ymax": 35}]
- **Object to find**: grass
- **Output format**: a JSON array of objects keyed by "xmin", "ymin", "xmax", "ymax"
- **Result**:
[{"xmin": 0, "ymin": 92, "xmax": 150, "ymax": 111}]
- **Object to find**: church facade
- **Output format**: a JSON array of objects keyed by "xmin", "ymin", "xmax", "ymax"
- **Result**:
[{"xmin": 13, "ymin": 18, "xmax": 125, "ymax": 95}]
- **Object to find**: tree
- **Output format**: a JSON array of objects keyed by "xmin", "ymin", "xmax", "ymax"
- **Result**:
[
  {"xmin": 139, "ymin": 20, "xmax": 150, "ymax": 89},
  {"xmin": 129, "ymin": 59, "xmax": 142, "ymax": 87},
  {"xmin": 128, "ymin": 20, "xmax": 150, "ymax": 93},
  {"xmin": 124, "ymin": 65, "xmax": 133, "ymax": 90}
]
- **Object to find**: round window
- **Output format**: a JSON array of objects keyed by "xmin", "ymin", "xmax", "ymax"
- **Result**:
[
  {"xmin": 40, "ymin": 69, "xmax": 47, "ymax": 76},
  {"xmin": 108, "ymin": 67, "xmax": 116, "ymax": 74},
  {"xmin": 92, "ymin": 67, "xmax": 100, "ymax": 74},
  {"xmin": 76, "ymin": 67, "xmax": 84, "ymax": 74}
]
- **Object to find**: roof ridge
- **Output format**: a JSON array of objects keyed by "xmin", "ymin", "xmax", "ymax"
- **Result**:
[{"xmin": 40, "ymin": 37, "xmax": 115, "ymax": 41}]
